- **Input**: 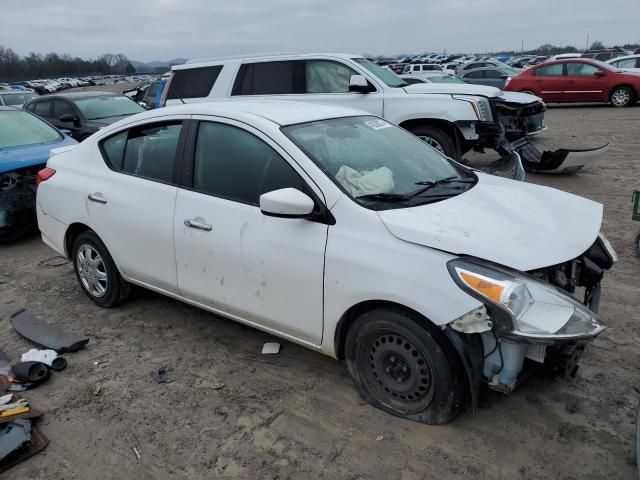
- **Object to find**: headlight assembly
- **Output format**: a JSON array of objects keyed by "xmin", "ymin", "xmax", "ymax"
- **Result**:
[
  {"xmin": 447, "ymin": 258, "xmax": 606, "ymax": 342},
  {"xmin": 452, "ymin": 95, "xmax": 493, "ymax": 121}
]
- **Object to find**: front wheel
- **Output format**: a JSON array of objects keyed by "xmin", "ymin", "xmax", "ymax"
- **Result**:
[
  {"xmin": 72, "ymin": 231, "xmax": 130, "ymax": 307},
  {"xmin": 345, "ymin": 308, "xmax": 467, "ymax": 425},
  {"xmin": 409, "ymin": 125, "xmax": 458, "ymax": 159},
  {"xmin": 610, "ymin": 86, "xmax": 635, "ymax": 107}
]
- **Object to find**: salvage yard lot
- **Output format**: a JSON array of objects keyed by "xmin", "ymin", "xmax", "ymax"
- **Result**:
[{"xmin": 1, "ymin": 105, "xmax": 639, "ymax": 479}]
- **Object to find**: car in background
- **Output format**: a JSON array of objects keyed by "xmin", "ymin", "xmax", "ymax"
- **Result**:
[
  {"xmin": 606, "ymin": 54, "xmax": 640, "ymax": 73},
  {"xmin": 0, "ymin": 107, "xmax": 77, "ymax": 240},
  {"xmin": 508, "ymin": 56, "xmax": 535, "ymax": 68},
  {"xmin": 400, "ymin": 74, "xmax": 465, "ymax": 85},
  {"xmin": 505, "ymin": 58, "xmax": 640, "ymax": 107},
  {"xmin": 549, "ymin": 53, "xmax": 581, "ymax": 61},
  {"xmin": 0, "ymin": 91, "xmax": 39, "ymax": 108},
  {"xmin": 582, "ymin": 48, "xmax": 628, "ymax": 62},
  {"xmin": 458, "ymin": 66, "xmax": 519, "ymax": 89},
  {"xmin": 402, "ymin": 64, "xmax": 443, "ymax": 75},
  {"xmin": 123, "ymin": 77, "xmax": 167, "ymax": 109},
  {"xmin": 454, "ymin": 60, "xmax": 510, "ymax": 76},
  {"xmin": 37, "ymin": 100, "xmax": 615, "ymax": 424},
  {"xmin": 24, "ymin": 92, "xmax": 146, "ymax": 141},
  {"xmin": 526, "ymin": 56, "xmax": 549, "ymax": 66}
]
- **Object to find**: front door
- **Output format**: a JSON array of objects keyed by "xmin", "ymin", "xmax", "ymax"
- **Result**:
[
  {"xmin": 86, "ymin": 119, "xmax": 188, "ymax": 293},
  {"xmin": 564, "ymin": 62, "xmax": 607, "ymax": 102},
  {"xmin": 174, "ymin": 118, "xmax": 327, "ymax": 344}
]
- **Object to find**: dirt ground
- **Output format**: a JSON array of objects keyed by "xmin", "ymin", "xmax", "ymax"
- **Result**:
[{"xmin": 1, "ymin": 104, "xmax": 639, "ymax": 480}]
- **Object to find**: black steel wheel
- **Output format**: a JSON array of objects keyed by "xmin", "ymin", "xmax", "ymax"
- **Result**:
[{"xmin": 345, "ymin": 308, "xmax": 467, "ymax": 424}]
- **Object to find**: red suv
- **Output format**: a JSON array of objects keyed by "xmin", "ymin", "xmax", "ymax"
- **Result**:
[{"xmin": 505, "ymin": 58, "xmax": 640, "ymax": 107}]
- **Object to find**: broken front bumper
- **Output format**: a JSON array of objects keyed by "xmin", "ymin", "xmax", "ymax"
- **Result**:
[{"xmin": 514, "ymin": 139, "xmax": 610, "ymax": 174}]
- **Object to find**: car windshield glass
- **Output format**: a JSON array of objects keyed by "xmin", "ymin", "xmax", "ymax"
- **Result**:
[
  {"xmin": 74, "ymin": 95, "xmax": 144, "ymax": 120},
  {"xmin": 352, "ymin": 58, "xmax": 407, "ymax": 87},
  {"xmin": 1, "ymin": 93, "xmax": 38, "ymax": 106},
  {"xmin": 429, "ymin": 75, "xmax": 465, "ymax": 84},
  {"xmin": 0, "ymin": 110, "xmax": 61, "ymax": 149},
  {"xmin": 282, "ymin": 116, "xmax": 474, "ymax": 210}
]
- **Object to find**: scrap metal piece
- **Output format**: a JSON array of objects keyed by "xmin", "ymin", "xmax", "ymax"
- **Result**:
[{"xmin": 9, "ymin": 309, "xmax": 89, "ymax": 353}]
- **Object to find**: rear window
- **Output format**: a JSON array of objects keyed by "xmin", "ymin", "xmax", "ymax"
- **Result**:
[
  {"xmin": 167, "ymin": 66, "xmax": 223, "ymax": 99},
  {"xmin": 0, "ymin": 110, "xmax": 61, "ymax": 149},
  {"xmin": 0, "ymin": 92, "xmax": 38, "ymax": 106}
]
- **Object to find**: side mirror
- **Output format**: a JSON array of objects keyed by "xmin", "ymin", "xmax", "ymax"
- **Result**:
[
  {"xmin": 260, "ymin": 188, "xmax": 315, "ymax": 218},
  {"xmin": 594, "ymin": 70, "xmax": 606, "ymax": 77},
  {"xmin": 58, "ymin": 113, "xmax": 76, "ymax": 122},
  {"xmin": 349, "ymin": 75, "xmax": 373, "ymax": 93}
]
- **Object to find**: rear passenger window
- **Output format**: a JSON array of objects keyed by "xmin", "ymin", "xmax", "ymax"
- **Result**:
[
  {"xmin": 193, "ymin": 122, "xmax": 306, "ymax": 205},
  {"xmin": 465, "ymin": 71, "xmax": 484, "ymax": 79},
  {"xmin": 232, "ymin": 61, "xmax": 305, "ymax": 96},
  {"xmin": 535, "ymin": 64, "xmax": 564, "ymax": 76},
  {"xmin": 166, "ymin": 66, "xmax": 222, "ymax": 100},
  {"xmin": 100, "ymin": 121, "xmax": 183, "ymax": 183},
  {"xmin": 34, "ymin": 101, "xmax": 51, "ymax": 118}
]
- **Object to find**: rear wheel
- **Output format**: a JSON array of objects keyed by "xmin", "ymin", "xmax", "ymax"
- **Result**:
[
  {"xmin": 409, "ymin": 125, "xmax": 458, "ymax": 159},
  {"xmin": 72, "ymin": 231, "xmax": 130, "ymax": 307},
  {"xmin": 610, "ymin": 86, "xmax": 635, "ymax": 107},
  {"xmin": 345, "ymin": 308, "xmax": 467, "ymax": 424}
]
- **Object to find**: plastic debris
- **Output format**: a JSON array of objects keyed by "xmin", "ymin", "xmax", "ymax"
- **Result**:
[{"xmin": 261, "ymin": 342, "xmax": 281, "ymax": 355}]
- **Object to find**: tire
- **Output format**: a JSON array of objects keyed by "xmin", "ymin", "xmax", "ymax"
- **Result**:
[
  {"xmin": 72, "ymin": 231, "xmax": 130, "ymax": 307},
  {"xmin": 345, "ymin": 308, "xmax": 467, "ymax": 425},
  {"xmin": 409, "ymin": 125, "xmax": 458, "ymax": 159},
  {"xmin": 635, "ymin": 231, "xmax": 640, "ymax": 257},
  {"xmin": 610, "ymin": 86, "xmax": 635, "ymax": 108}
]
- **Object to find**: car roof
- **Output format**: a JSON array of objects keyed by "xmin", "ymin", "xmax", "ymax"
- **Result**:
[
  {"xmin": 0, "ymin": 90, "xmax": 36, "ymax": 95},
  {"xmin": 133, "ymin": 100, "xmax": 369, "ymax": 127},
  {"xmin": 176, "ymin": 52, "xmax": 363, "ymax": 70},
  {"xmin": 32, "ymin": 91, "xmax": 119, "ymax": 100}
]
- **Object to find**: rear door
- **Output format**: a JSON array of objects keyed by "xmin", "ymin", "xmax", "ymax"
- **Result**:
[
  {"xmin": 86, "ymin": 118, "xmax": 189, "ymax": 293},
  {"xmin": 230, "ymin": 59, "xmax": 384, "ymax": 116},
  {"xmin": 531, "ymin": 63, "xmax": 565, "ymax": 101},
  {"xmin": 173, "ymin": 117, "xmax": 328, "ymax": 344},
  {"xmin": 564, "ymin": 62, "xmax": 606, "ymax": 101}
]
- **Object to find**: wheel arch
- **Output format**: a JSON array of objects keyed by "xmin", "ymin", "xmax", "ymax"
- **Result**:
[
  {"xmin": 64, "ymin": 222, "xmax": 92, "ymax": 257},
  {"xmin": 608, "ymin": 84, "xmax": 638, "ymax": 100}
]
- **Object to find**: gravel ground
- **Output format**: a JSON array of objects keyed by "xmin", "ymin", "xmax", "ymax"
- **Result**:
[{"xmin": 1, "ymin": 104, "xmax": 639, "ymax": 480}]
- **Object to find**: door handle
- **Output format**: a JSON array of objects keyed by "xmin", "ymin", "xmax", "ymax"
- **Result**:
[
  {"xmin": 184, "ymin": 218, "xmax": 212, "ymax": 231},
  {"xmin": 88, "ymin": 194, "xmax": 107, "ymax": 204}
]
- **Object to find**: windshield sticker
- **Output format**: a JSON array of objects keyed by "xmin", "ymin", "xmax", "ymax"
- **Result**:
[{"xmin": 363, "ymin": 119, "xmax": 392, "ymax": 130}]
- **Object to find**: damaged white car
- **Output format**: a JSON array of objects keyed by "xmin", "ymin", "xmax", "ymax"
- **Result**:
[{"xmin": 36, "ymin": 101, "xmax": 616, "ymax": 424}]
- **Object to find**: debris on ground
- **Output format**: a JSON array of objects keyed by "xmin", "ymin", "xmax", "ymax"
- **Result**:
[
  {"xmin": 20, "ymin": 348, "xmax": 66, "ymax": 371},
  {"xmin": 91, "ymin": 384, "xmax": 102, "ymax": 397},
  {"xmin": 11, "ymin": 362, "xmax": 49, "ymax": 385},
  {"xmin": 261, "ymin": 342, "xmax": 281, "ymax": 355},
  {"xmin": 9, "ymin": 309, "xmax": 89, "ymax": 353},
  {"xmin": 152, "ymin": 367, "xmax": 172, "ymax": 384}
]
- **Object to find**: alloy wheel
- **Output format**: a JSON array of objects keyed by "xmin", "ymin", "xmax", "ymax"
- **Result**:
[
  {"xmin": 612, "ymin": 88, "xmax": 631, "ymax": 107},
  {"xmin": 77, "ymin": 244, "xmax": 108, "ymax": 297}
]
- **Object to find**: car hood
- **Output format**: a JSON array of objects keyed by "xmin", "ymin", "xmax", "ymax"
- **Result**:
[
  {"xmin": 403, "ymin": 83, "xmax": 541, "ymax": 104},
  {"xmin": 0, "ymin": 135, "xmax": 77, "ymax": 174},
  {"xmin": 376, "ymin": 173, "xmax": 602, "ymax": 271}
]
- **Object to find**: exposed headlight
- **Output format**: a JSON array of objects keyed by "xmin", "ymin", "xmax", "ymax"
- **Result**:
[
  {"xmin": 447, "ymin": 258, "xmax": 606, "ymax": 342},
  {"xmin": 452, "ymin": 95, "xmax": 493, "ymax": 121}
]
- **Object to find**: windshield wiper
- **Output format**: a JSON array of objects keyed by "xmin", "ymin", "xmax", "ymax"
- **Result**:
[
  {"xmin": 414, "ymin": 176, "xmax": 475, "ymax": 186},
  {"xmin": 356, "ymin": 192, "xmax": 412, "ymax": 202}
]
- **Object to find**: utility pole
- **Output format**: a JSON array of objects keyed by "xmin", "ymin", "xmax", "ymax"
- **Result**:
[
  {"xmin": 521, "ymin": 38, "xmax": 524, "ymax": 53},
  {"xmin": 586, "ymin": 33, "xmax": 589, "ymax": 51}
]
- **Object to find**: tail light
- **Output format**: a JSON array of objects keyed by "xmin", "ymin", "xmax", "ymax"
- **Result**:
[{"xmin": 36, "ymin": 167, "xmax": 56, "ymax": 186}]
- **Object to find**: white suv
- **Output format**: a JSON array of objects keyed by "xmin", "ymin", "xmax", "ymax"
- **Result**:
[{"xmin": 160, "ymin": 53, "xmax": 549, "ymax": 174}]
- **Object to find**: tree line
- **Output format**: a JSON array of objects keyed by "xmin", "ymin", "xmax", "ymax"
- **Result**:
[
  {"xmin": 0, "ymin": 46, "xmax": 136, "ymax": 82},
  {"xmin": 492, "ymin": 41, "xmax": 640, "ymax": 57}
]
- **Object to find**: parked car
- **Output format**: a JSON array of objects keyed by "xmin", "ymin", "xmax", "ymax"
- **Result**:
[
  {"xmin": 36, "ymin": 100, "xmax": 616, "ymax": 424},
  {"xmin": 24, "ymin": 92, "xmax": 146, "ymax": 141},
  {"xmin": 454, "ymin": 60, "xmax": 509, "ymax": 76},
  {"xmin": 606, "ymin": 54, "xmax": 640, "ymax": 73},
  {"xmin": 402, "ymin": 64, "xmax": 443, "ymax": 75},
  {"xmin": 0, "ymin": 107, "xmax": 77, "ymax": 240},
  {"xmin": 159, "ymin": 53, "xmax": 554, "ymax": 176},
  {"xmin": 582, "ymin": 48, "xmax": 628, "ymax": 62},
  {"xmin": 0, "ymin": 91, "xmax": 39, "ymax": 108},
  {"xmin": 508, "ymin": 56, "xmax": 535, "ymax": 68},
  {"xmin": 122, "ymin": 77, "xmax": 167, "ymax": 109},
  {"xmin": 549, "ymin": 53, "xmax": 581, "ymax": 61},
  {"xmin": 458, "ymin": 66, "xmax": 520, "ymax": 89},
  {"xmin": 527, "ymin": 56, "xmax": 549, "ymax": 66},
  {"xmin": 505, "ymin": 58, "xmax": 640, "ymax": 107}
]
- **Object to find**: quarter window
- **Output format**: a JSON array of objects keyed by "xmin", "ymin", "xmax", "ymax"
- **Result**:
[
  {"xmin": 193, "ymin": 122, "xmax": 306, "ymax": 205},
  {"xmin": 100, "ymin": 121, "xmax": 183, "ymax": 183}
]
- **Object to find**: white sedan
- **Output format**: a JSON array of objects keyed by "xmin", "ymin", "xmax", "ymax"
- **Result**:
[{"xmin": 36, "ymin": 101, "xmax": 615, "ymax": 424}]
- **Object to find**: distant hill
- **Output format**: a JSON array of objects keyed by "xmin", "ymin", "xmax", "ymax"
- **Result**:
[{"xmin": 131, "ymin": 58, "xmax": 188, "ymax": 72}]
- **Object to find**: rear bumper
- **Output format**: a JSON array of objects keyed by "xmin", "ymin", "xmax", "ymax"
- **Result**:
[{"xmin": 36, "ymin": 204, "xmax": 68, "ymax": 256}]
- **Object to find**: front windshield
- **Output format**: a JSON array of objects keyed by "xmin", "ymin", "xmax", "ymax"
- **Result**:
[
  {"xmin": 352, "ymin": 58, "xmax": 408, "ymax": 88},
  {"xmin": 1, "ymin": 92, "xmax": 38, "ymax": 106},
  {"xmin": 283, "ymin": 116, "xmax": 474, "ymax": 209},
  {"xmin": 74, "ymin": 95, "xmax": 144, "ymax": 120},
  {"xmin": 0, "ymin": 110, "xmax": 61, "ymax": 149}
]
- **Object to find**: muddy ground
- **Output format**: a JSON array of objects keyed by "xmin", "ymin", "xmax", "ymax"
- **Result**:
[{"xmin": 1, "ymin": 104, "xmax": 639, "ymax": 479}]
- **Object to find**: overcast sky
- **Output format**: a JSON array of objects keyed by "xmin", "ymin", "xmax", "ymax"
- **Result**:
[{"xmin": 1, "ymin": 0, "xmax": 638, "ymax": 62}]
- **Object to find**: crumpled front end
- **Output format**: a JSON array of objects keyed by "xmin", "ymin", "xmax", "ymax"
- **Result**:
[
  {"xmin": 447, "ymin": 234, "xmax": 616, "ymax": 394},
  {"xmin": 0, "ymin": 167, "xmax": 40, "ymax": 241}
]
